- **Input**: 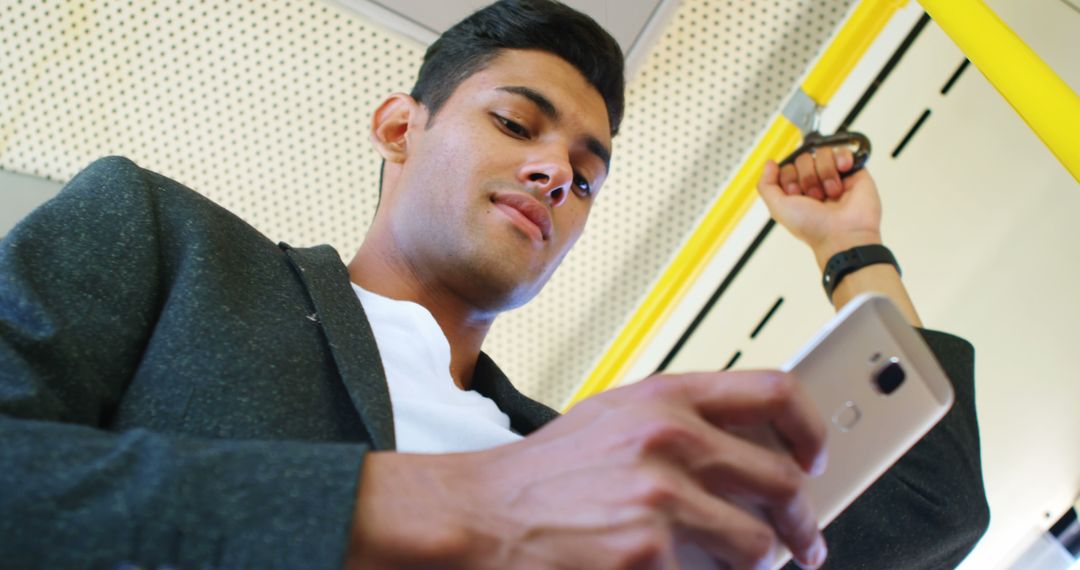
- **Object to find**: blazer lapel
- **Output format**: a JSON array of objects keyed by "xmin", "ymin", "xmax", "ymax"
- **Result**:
[
  {"xmin": 471, "ymin": 352, "xmax": 559, "ymax": 435},
  {"xmin": 280, "ymin": 243, "xmax": 396, "ymax": 451}
]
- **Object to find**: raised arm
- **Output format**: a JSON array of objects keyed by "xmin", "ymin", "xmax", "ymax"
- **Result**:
[
  {"xmin": 758, "ymin": 147, "xmax": 990, "ymax": 568},
  {"xmin": 757, "ymin": 147, "xmax": 921, "ymax": 325}
]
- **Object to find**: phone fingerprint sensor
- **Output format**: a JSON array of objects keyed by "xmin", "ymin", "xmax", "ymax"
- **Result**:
[{"xmin": 832, "ymin": 401, "xmax": 861, "ymax": 432}]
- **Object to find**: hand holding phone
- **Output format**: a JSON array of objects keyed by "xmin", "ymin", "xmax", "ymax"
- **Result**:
[
  {"xmin": 778, "ymin": 294, "xmax": 953, "ymax": 530},
  {"xmin": 678, "ymin": 294, "xmax": 954, "ymax": 569}
]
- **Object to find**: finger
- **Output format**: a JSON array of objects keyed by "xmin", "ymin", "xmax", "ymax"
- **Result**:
[
  {"xmin": 759, "ymin": 159, "xmax": 781, "ymax": 188},
  {"xmin": 757, "ymin": 162, "xmax": 788, "ymax": 216},
  {"xmin": 834, "ymin": 145, "xmax": 854, "ymax": 174},
  {"xmin": 794, "ymin": 154, "xmax": 824, "ymax": 201},
  {"xmin": 686, "ymin": 475, "xmax": 825, "ymax": 570},
  {"xmin": 671, "ymin": 371, "xmax": 828, "ymax": 475},
  {"xmin": 638, "ymin": 411, "xmax": 809, "ymax": 505},
  {"xmin": 757, "ymin": 161, "xmax": 783, "ymax": 202},
  {"xmin": 813, "ymin": 147, "xmax": 842, "ymax": 200},
  {"xmin": 841, "ymin": 164, "xmax": 872, "ymax": 192},
  {"xmin": 640, "ymin": 415, "xmax": 827, "ymax": 569},
  {"xmin": 670, "ymin": 477, "xmax": 782, "ymax": 569},
  {"xmin": 765, "ymin": 488, "xmax": 828, "ymax": 569},
  {"xmin": 779, "ymin": 163, "xmax": 800, "ymax": 196},
  {"xmin": 685, "ymin": 425, "xmax": 825, "ymax": 567}
]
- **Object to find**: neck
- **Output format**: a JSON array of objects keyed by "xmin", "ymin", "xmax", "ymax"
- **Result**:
[{"xmin": 348, "ymin": 239, "xmax": 494, "ymax": 390}]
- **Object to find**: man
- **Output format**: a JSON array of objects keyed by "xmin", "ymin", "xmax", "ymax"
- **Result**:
[{"xmin": 0, "ymin": 1, "xmax": 988, "ymax": 568}]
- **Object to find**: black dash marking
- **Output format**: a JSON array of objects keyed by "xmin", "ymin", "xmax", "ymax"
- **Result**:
[
  {"xmin": 750, "ymin": 297, "xmax": 784, "ymax": 339},
  {"xmin": 941, "ymin": 59, "xmax": 970, "ymax": 95},
  {"xmin": 723, "ymin": 351, "xmax": 743, "ymax": 371},
  {"xmin": 891, "ymin": 109, "xmax": 931, "ymax": 159},
  {"xmin": 1049, "ymin": 506, "xmax": 1077, "ymax": 540},
  {"xmin": 655, "ymin": 220, "xmax": 776, "ymax": 373},
  {"xmin": 839, "ymin": 13, "xmax": 931, "ymax": 132}
]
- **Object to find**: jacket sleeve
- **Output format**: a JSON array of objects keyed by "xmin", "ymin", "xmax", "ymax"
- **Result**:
[
  {"xmin": 785, "ymin": 329, "xmax": 990, "ymax": 570},
  {"xmin": 0, "ymin": 157, "xmax": 366, "ymax": 569}
]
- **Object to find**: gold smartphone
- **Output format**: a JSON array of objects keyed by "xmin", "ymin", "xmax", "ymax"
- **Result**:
[{"xmin": 679, "ymin": 294, "xmax": 955, "ymax": 569}]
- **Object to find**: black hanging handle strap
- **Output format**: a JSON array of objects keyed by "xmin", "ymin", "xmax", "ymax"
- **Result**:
[{"xmin": 779, "ymin": 130, "xmax": 871, "ymax": 178}]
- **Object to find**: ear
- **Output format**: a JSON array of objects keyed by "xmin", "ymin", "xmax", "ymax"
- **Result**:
[{"xmin": 370, "ymin": 93, "xmax": 422, "ymax": 164}]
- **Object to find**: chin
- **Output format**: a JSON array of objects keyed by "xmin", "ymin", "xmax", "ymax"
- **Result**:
[
  {"xmin": 462, "ymin": 265, "xmax": 548, "ymax": 313},
  {"xmin": 452, "ymin": 236, "xmax": 559, "ymax": 312},
  {"xmin": 470, "ymin": 278, "xmax": 538, "ymax": 313}
]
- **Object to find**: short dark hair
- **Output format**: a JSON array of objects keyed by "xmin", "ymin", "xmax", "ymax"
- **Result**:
[{"xmin": 410, "ymin": 0, "xmax": 625, "ymax": 136}]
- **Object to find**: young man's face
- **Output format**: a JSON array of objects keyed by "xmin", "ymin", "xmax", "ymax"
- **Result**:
[{"xmin": 382, "ymin": 49, "xmax": 612, "ymax": 313}]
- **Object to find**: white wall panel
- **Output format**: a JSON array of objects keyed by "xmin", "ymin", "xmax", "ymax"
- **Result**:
[{"xmin": 657, "ymin": 3, "xmax": 1080, "ymax": 567}]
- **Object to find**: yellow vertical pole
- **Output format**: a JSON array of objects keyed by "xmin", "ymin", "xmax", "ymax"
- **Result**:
[{"xmin": 917, "ymin": 0, "xmax": 1080, "ymax": 182}]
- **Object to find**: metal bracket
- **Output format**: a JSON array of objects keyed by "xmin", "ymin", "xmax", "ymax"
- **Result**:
[{"xmin": 782, "ymin": 88, "xmax": 822, "ymax": 136}]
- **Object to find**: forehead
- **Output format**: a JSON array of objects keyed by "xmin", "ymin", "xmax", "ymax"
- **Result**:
[{"xmin": 451, "ymin": 49, "xmax": 612, "ymax": 143}]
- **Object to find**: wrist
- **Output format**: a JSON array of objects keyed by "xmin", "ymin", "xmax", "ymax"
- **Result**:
[
  {"xmin": 813, "ymin": 231, "xmax": 882, "ymax": 271},
  {"xmin": 821, "ymin": 244, "xmax": 900, "ymax": 302},
  {"xmin": 346, "ymin": 452, "xmax": 475, "ymax": 569}
]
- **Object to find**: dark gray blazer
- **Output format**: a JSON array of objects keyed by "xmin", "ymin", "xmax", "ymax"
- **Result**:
[{"xmin": 0, "ymin": 156, "xmax": 988, "ymax": 569}]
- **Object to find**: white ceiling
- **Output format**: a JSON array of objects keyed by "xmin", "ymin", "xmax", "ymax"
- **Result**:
[
  {"xmin": 340, "ymin": 0, "xmax": 666, "ymax": 51},
  {"xmin": 326, "ymin": 0, "xmax": 678, "ymax": 76}
]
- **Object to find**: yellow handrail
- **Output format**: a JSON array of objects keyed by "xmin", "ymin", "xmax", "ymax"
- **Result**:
[
  {"xmin": 916, "ymin": 0, "xmax": 1080, "ymax": 183},
  {"xmin": 564, "ymin": 0, "xmax": 910, "ymax": 410},
  {"xmin": 803, "ymin": 0, "xmax": 909, "ymax": 105}
]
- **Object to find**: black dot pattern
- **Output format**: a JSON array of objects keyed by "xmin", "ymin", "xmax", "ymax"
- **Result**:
[
  {"xmin": 0, "ymin": 0, "xmax": 420, "ymax": 246},
  {"xmin": 0, "ymin": 0, "xmax": 854, "ymax": 407}
]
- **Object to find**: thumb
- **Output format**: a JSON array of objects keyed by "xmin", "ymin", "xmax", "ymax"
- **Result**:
[
  {"xmin": 757, "ymin": 160, "xmax": 823, "ymax": 245},
  {"xmin": 757, "ymin": 160, "xmax": 792, "ymax": 220}
]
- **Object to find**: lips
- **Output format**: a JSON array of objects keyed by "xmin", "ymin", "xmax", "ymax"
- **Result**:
[{"xmin": 492, "ymin": 192, "xmax": 552, "ymax": 242}]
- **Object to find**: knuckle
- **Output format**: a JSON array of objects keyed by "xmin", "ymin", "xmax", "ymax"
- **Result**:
[
  {"xmin": 637, "ymin": 374, "xmax": 681, "ymax": 402},
  {"xmin": 769, "ymin": 457, "xmax": 805, "ymax": 502},
  {"xmin": 638, "ymin": 418, "xmax": 693, "ymax": 452},
  {"xmin": 633, "ymin": 472, "xmax": 681, "ymax": 510},
  {"xmin": 615, "ymin": 531, "xmax": 669, "ymax": 570}
]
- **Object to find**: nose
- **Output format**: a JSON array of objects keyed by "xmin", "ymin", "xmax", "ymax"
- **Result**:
[{"xmin": 520, "ymin": 153, "xmax": 573, "ymax": 208}]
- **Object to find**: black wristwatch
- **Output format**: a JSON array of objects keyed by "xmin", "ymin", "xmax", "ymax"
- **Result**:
[{"xmin": 822, "ymin": 244, "xmax": 901, "ymax": 300}]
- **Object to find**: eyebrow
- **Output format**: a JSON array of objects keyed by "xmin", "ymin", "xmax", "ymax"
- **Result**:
[{"xmin": 496, "ymin": 85, "xmax": 611, "ymax": 173}]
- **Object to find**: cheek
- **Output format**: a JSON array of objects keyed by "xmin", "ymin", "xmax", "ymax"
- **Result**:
[
  {"xmin": 555, "ymin": 206, "xmax": 590, "ymax": 250},
  {"xmin": 406, "ymin": 145, "xmax": 469, "ymax": 207}
]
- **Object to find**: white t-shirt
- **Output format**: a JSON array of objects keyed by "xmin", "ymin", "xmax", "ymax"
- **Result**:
[
  {"xmin": 352, "ymin": 283, "xmax": 524, "ymax": 454},
  {"xmin": 355, "ymin": 284, "xmax": 714, "ymax": 568}
]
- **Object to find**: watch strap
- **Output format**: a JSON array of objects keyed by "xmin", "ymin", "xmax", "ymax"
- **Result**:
[{"xmin": 822, "ymin": 244, "xmax": 900, "ymax": 299}]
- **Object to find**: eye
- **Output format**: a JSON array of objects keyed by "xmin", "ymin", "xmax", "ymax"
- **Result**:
[
  {"xmin": 572, "ymin": 173, "xmax": 593, "ymax": 198},
  {"xmin": 494, "ymin": 114, "xmax": 530, "ymax": 138}
]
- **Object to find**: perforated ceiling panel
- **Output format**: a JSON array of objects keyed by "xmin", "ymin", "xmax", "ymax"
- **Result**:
[{"xmin": 0, "ymin": 0, "xmax": 854, "ymax": 407}]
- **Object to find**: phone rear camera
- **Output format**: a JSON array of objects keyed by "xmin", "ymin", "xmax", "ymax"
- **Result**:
[{"xmin": 874, "ymin": 359, "xmax": 906, "ymax": 395}]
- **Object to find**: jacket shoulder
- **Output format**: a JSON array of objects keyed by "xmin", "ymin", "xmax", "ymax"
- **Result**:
[
  {"xmin": 66, "ymin": 155, "xmax": 207, "ymax": 206},
  {"xmin": 64, "ymin": 155, "xmax": 152, "ymax": 197},
  {"xmin": 59, "ymin": 156, "xmax": 274, "ymax": 247}
]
